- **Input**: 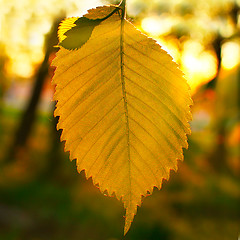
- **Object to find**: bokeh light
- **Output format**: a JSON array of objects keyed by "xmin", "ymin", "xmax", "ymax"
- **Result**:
[
  {"xmin": 181, "ymin": 40, "xmax": 218, "ymax": 93},
  {"xmin": 221, "ymin": 40, "xmax": 240, "ymax": 70},
  {"xmin": 0, "ymin": 0, "xmax": 102, "ymax": 78},
  {"xmin": 141, "ymin": 15, "xmax": 175, "ymax": 36},
  {"xmin": 156, "ymin": 37, "xmax": 181, "ymax": 62}
]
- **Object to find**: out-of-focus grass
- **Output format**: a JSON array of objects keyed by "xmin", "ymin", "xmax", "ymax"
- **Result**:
[
  {"xmin": 0, "ymin": 106, "xmax": 239, "ymax": 240},
  {"xmin": 0, "ymin": 67, "xmax": 240, "ymax": 239}
]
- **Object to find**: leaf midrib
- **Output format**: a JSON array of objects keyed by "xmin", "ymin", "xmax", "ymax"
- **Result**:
[{"xmin": 119, "ymin": 12, "xmax": 132, "ymax": 203}]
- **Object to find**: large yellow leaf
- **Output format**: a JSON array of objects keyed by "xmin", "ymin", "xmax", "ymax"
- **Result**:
[{"xmin": 52, "ymin": 4, "xmax": 192, "ymax": 234}]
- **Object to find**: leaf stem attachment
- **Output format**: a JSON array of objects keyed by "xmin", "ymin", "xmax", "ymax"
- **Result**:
[{"xmin": 119, "ymin": 0, "xmax": 126, "ymax": 18}]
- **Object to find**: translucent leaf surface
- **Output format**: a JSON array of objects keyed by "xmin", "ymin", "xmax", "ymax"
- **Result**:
[{"xmin": 52, "ymin": 5, "xmax": 192, "ymax": 234}]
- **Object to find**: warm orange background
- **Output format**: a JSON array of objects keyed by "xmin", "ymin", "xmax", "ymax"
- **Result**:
[{"xmin": 0, "ymin": 0, "xmax": 239, "ymax": 239}]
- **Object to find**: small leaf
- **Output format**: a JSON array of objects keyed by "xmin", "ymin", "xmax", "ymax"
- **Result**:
[
  {"xmin": 52, "ymin": 4, "xmax": 192, "ymax": 235},
  {"xmin": 58, "ymin": 6, "xmax": 120, "ymax": 50},
  {"xmin": 58, "ymin": 17, "xmax": 79, "ymax": 43},
  {"xmin": 59, "ymin": 17, "xmax": 102, "ymax": 50}
]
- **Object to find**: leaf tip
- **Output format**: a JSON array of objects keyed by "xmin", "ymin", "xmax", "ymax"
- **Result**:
[
  {"xmin": 124, "ymin": 214, "xmax": 132, "ymax": 235},
  {"xmin": 123, "ymin": 203, "xmax": 138, "ymax": 235}
]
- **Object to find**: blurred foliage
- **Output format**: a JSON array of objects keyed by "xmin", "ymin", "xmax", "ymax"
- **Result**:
[{"xmin": 0, "ymin": 0, "xmax": 240, "ymax": 239}]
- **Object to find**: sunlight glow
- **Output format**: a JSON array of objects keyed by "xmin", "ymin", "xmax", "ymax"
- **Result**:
[
  {"xmin": 5, "ymin": 55, "xmax": 34, "ymax": 78},
  {"xmin": 221, "ymin": 41, "xmax": 240, "ymax": 70},
  {"xmin": 156, "ymin": 38, "xmax": 181, "ymax": 62},
  {"xmin": 0, "ymin": 0, "xmax": 102, "ymax": 78},
  {"xmin": 141, "ymin": 16, "xmax": 173, "ymax": 36},
  {"xmin": 181, "ymin": 40, "xmax": 218, "ymax": 93}
]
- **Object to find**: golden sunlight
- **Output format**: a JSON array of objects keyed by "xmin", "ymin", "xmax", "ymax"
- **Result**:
[
  {"xmin": 5, "ymin": 54, "xmax": 34, "ymax": 79},
  {"xmin": 221, "ymin": 40, "xmax": 240, "ymax": 70},
  {"xmin": 141, "ymin": 15, "xmax": 173, "ymax": 36},
  {"xmin": 156, "ymin": 37, "xmax": 181, "ymax": 62},
  {"xmin": 181, "ymin": 40, "xmax": 218, "ymax": 93},
  {"xmin": 0, "ymin": 0, "xmax": 102, "ymax": 78}
]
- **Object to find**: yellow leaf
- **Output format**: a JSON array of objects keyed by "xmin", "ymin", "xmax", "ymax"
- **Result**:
[{"xmin": 52, "ymin": 4, "xmax": 192, "ymax": 235}]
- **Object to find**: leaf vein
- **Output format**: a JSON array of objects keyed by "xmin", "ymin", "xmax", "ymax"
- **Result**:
[
  {"xmin": 100, "ymin": 147, "xmax": 127, "ymax": 191},
  {"xmin": 125, "ymin": 34, "xmax": 183, "ymax": 79},
  {"xmin": 124, "ymin": 65, "xmax": 187, "ymax": 114},
  {"xmin": 68, "ymin": 97, "xmax": 123, "ymax": 153},
  {"xmin": 124, "ymin": 52, "xmax": 186, "ymax": 98},
  {"xmin": 125, "ymin": 75, "xmax": 186, "ymax": 138},
  {"xmin": 130, "ymin": 144, "xmax": 159, "ymax": 186},
  {"xmin": 61, "ymin": 92, "xmax": 122, "ymax": 157},
  {"xmin": 87, "ymin": 120, "xmax": 124, "ymax": 174},
  {"xmin": 56, "ymin": 48, "xmax": 119, "ymax": 94},
  {"xmin": 129, "ymin": 116, "xmax": 174, "ymax": 169},
  {"xmin": 57, "ymin": 36, "xmax": 120, "ymax": 77},
  {"xmin": 94, "ymin": 134, "xmax": 126, "ymax": 180},
  {"xmin": 129, "ymin": 129, "xmax": 168, "ymax": 176},
  {"xmin": 59, "ymin": 68, "xmax": 120, "ymax": 126},
  {"xmin": 128, "ymin": 103, "xmax": 181, "ymax": 155}
]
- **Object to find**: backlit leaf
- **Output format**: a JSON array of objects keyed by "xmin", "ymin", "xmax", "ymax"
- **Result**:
[
  {"xmin": 52, "ymin": 4, "xmax": 192, "ymax": 235},
  {"xmin": 58, "ymin": 6, "xmax": 119, "ymax": 50}
]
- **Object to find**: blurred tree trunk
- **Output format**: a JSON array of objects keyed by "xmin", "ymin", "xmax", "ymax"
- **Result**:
[
  {"xmin": 206, "ymin": 35, "xmax": 222, "ymax": 89},
  {"xmin": 6, "ymin": 19, "xmax": 61, "ymax": 162},
  {"xmin": 206, "ymin": 35, "xmax": 226, "ymax": 172},
  {"xmin": 205, "ymin": 3, "xmax": 239, "ymax": 173},
  {"xmin": 44, "ymin": 115, "xmax": 63, "ymax": 178}
]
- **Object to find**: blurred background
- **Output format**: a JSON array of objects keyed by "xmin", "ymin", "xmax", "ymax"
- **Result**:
[{"xmin": 0, "ymin": 0, "xmax": 239, "ymax": 239}]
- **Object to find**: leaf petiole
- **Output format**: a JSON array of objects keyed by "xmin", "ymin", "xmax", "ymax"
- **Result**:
[{"xmin": 119, "ymin": 0, "xmax": 126, "ymax": 18}]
